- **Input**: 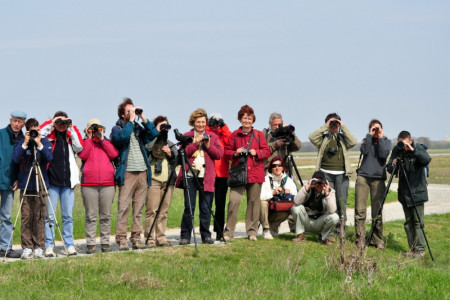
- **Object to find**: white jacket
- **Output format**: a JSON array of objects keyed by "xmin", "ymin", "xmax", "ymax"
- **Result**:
[{"xmin": 260, "ymin": 172, "xmax": 298, "ymax": 201}]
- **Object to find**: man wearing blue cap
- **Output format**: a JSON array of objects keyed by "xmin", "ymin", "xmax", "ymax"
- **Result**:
[{"xmin": 0, "ymin": 111, "xmax": 26, "ymax": 258}]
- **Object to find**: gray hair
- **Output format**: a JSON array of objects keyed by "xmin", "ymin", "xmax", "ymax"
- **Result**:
[{"xmin": 268, "ymin": 112, "xmax": 283, "ymax": 125}]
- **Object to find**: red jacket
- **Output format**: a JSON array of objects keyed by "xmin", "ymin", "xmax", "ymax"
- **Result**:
[
  {"xmin": 176, "ymin": 129, "xmax": 223, "ymax": 192},
  {"xmin": 206, "ymin": 124, "xmax": 232, "ymax": 178},
  {"xmin": 78, "ymin": 138, "xmax": 119, "ymax": 186},
  {"xmin": 225, "ymin": 127, "xmax": 270, "ymax": 184}
]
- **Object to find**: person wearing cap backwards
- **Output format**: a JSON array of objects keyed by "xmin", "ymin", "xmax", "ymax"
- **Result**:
[
  {"xmin": 40, "ymin": 111, "xmax": 84, "ymax": 257},
  {"xmin": 78, "ymin": 119, "xmax": 119, "ymax": 254},
  {"xmin": 290, "ymin": 170, "xmax": 339, "ymax": 246},
  {"xmin": 0, "ymin": 111, "xmax": 26, "ymax": 258}
]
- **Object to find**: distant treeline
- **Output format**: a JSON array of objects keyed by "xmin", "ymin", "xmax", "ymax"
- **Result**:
[{"xmin": 298, "ymin": 138, "xmax": 450, "ymax": 152}]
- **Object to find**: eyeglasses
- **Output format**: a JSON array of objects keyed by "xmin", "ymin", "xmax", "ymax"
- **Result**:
[{"xmin": 271, "ymin": 163, "xmax": 283, "ymax": 168}]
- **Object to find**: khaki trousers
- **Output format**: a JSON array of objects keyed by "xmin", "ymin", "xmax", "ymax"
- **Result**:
[
  {"xmin": 20, "ymin": 190, "xmax": 46, "ymax": 250},
  {"xmin": 144, "ymin": 179, "xmax": 173, "ymax": 245},
  {"xmin": 259, "ymin": 200, "xmax": 290, "ymax": 231},
  {"xmin": 115, "ymin": 171, "xmax": 148, "ymax": 244},
  {"xmin": 291, "ymin": 205, "xmax": 339, "ymax": 240},
  {"xmin": 354, "ymin": 176, "xmax": 386, "ymax": 245},
  {"xmin": 224, "ymin": 183, "xmax": 261, "ymax": 238}
]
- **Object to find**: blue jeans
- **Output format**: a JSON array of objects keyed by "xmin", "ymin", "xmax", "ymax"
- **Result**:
[
  {"xmin": 0, "ymin": 190, "xmax": 15, "ymax": 251},
  {"xmin": 45, "ymin": 185, "xmax": 74, "ymax": 248},
  {"xmin": 180, "ymin": 178, "xmax": 213, "ymax": 241}
]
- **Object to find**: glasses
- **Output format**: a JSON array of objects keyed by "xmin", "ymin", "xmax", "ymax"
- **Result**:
[{"xmin": 271, "ymin": 163, "xmax": 283, "ymax": 168}]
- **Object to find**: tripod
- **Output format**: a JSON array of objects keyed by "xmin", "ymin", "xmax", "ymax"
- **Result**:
[
  {"xmin": 4, "ymin": 144, "xmax": 66, "ymax": 260},
  {"xmin": 365, "ymin": 159, "xmax": 434, "ymax": 261},
  {"xmin": 283, "ymin": 148, "xmax": 303, "ymax": 187}
]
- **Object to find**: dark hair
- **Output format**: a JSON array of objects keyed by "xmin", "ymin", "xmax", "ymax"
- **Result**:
[
  {"xmin": 237, "ymin": 105, "xmax": 255, "ymax": 123},
  {"xmin": 117, "ymin": 98, "xmax": 134, "ymax": 119},
  {"xmin": 153, "ymin": 115, "xmax": 168, "ymax": 126},
  {"xmin": 325, "ymin": 113, "xmax": 341, "ymax": 123},
  {"xmin": 53, "ymin": 111, "xmax": 68, "ymax": 119},
  {"xmin": 368, "ymin": 119, "xmax": 383, "ymax": 130},
  {"xmin": 268, "ymin": 155, "xmax": 284, "ymax": 173},
  {"xmin": 398, "ymin": 130, "xmax": 411, "ymax": 140},
  {"xmin": 25, "ymin": 118, "xmax": 39, "ymax": 131}
]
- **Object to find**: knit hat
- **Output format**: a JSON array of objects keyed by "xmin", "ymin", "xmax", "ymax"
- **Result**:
[
  {"xmin": 209, "ymin": 112, "xmax": 223, "ymax": 121},
  {"xmin": 86, "ymin": 118, "xmax": 102, "ymax": 129},
  {"xmin": 312, "ymin": 170, "xmax": 326, "ymax": 179}
]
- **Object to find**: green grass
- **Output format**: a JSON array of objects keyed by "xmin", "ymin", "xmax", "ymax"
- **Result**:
[{"xmin": 1, "ymin": 214, "xmax": 449, "ymax": 299}]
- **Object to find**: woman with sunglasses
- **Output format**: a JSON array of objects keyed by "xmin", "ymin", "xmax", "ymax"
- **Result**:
[
  {"xmin": 260, "ymin": 156, "xmax": 298, "ymax": 239},
  {"xmin": 78, "ymin": 118, "xmax": 119, "ymax": 254}
]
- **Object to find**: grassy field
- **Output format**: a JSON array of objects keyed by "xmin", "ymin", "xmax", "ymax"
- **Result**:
[{"xmin": 1, "ymin": 214, "xmax": 449, "ymax": 299}]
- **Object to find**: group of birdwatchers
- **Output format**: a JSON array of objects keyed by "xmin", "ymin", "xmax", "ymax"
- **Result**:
[{"xmin": 0, "ymin": 99, "xmax": 431, "ymax": 260}]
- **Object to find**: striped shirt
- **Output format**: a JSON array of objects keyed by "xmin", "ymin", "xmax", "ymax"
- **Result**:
[{"xmin": 126, "ymin": 132, "xmax": 147, "ymax": 172}]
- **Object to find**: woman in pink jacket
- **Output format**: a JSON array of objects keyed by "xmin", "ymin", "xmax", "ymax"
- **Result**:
[{"xmin": 78, "ymin": 118, "xmax": 119, "ymax": 254}]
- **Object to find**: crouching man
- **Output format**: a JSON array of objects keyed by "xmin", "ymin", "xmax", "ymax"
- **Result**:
[{"xmin": 291, "ymin": 170, "xmax": 339, "ymax": 246}]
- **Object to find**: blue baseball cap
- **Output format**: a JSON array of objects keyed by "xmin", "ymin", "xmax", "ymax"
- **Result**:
[{"xmin": 10, "ymin": 111, "xmax": 27, "ymax": 119}]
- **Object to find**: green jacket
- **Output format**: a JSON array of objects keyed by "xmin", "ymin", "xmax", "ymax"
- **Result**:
[
  {"xmin": 308, "ymin": 124, "xmax": 357, "ymax": 177},
  {"xmin": 0, "ymin": 125, "xmax": 24, "ymax": 190},
  {"xmin": 387, "ymin": 142, "xmax": 431, "ymax": 208}
]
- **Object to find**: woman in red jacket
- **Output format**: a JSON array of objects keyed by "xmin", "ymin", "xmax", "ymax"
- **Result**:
[
  {"xmin": 78, "ymin": 119, "xmax": 119, "ymax": 254},
  {"xmin": 176, "ymin": 108, "xmax": 223, "ymax": 245},
  {"xmin": 223, "ymin": 105, "xmax": 270, "ymax": 241}
]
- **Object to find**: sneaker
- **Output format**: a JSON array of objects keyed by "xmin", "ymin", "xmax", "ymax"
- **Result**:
[
  {"xmin": 146, "ymin": 242, "xmax": 156, "ymax": 248},
  {"xmin": 156, "ymin": 241, "xmax": 172, "ymax": 247},
  {"xmin": 132, "ymin": 240, "xmax": 147, "ymax": 250},
  {"xmin": 119, "ymin": 242, "xmax": 130, "ymax": 251},
  {"xmin": 223, "ymin": 236, "xmax": 231, "ymax": 242},
  {"xmin": 66, "ymin": 246, "xmax": 78, "ymax": 256},
  {"xmin": 0, "ymin": 249, "xmax": 21, "ymax": 259},
  {"xmin": 86, "ymin": 245, "xmax": 96, "ymax": 254},
  {"xmin": 33, "ymin": 248, "xmax": 44, "ymax": 259},
  {"xmin": 44, "ymin": 247, "xmax": 55, "ymax": 258},
  {"xmin": 101, "ymin": 244, "xmax": 111, "ymax": 253},
  {"xmin": 375, "ymin": 244, "xmax": 385, "ymax": 251},
  {"xmin": 21, "ymin": 248, "xmax": 33, "ymax": 260},
  {"xmin": 179, "ymin": 239, "xmax": 190, "ymax": 246},
  {"xmin": 248, "ymin": 235, "xmax": 257, "ymax": 241},
  {"xmin": 269, "ymin": 227, "xmax": 279, "ymax": 237},
  {"xmin": 414, "ymin": 251, "xmax": 425, "ymax": 259},
  {"xmin": 262, "ymin": 229, "xmax": 274, "ymax": 240},
  {"xmin": 202, "ymin": 237, "xmax": 214, "ymax": 245},
  {"xmin": 292, "ymin": 233, "xmax": 306, "ymax": 243}
]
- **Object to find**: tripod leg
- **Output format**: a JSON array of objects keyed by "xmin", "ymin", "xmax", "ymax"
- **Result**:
[{"xmin": 288, "ymin": 154, "xmax": 303, "ymax": 187}]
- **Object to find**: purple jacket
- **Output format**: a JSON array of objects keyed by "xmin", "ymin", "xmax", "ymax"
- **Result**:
[{"xmin": 176, "ymin": 129, "xmax": 223, "ymax": 192}]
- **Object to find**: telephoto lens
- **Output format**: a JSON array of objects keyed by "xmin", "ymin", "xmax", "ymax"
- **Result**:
[{"xmin": 29, "ymin": 130, "xmax": 38, "ymax": 139}]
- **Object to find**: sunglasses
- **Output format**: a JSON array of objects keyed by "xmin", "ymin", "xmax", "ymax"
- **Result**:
[{"xmin": 271, "ymin": 163, "xmax": 283, "ymax": 168}]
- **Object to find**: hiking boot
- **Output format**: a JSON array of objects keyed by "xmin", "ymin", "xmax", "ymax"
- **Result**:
[
  {"xmin": 223, "ymin": 236, "xmax": 231, "ymax": 242},
  {"xmin": 156, "ymin": 241, "xmax": 172, "ymax": 247},
  {"xmin": 318, "ymin": 237, "xmax": 333, "ymax": 247},
  {"xmin": 414, "ymin": 251, "xmax": 425, "ymax": 259},
  {"xmin": 0, "ymin": 249, "xmax": 21, "ymax": 259},
  {"xmin": 33, "ymin": 248, "xmax": 44, "ymax": 259},
  {"xmin": 119, "ymin": 242, "xmax": 130, "ymax": 251},
  {"xmin": 86, "ymin": 245, "xmax": 96, "ymax": 254},
  {"xmin": 262, "ymin": 229, "xmax": 274, "ymax": 240},
  {"xmin": 292, "ymin": 233, "xmax": 306, "ymax": 243},
  {"xmin": 101, "ymin": 244, "xmax": 111, "ymax": 253},
  {"xmin": 21, "ymin": 248, "xmax": 33, "ymax": 260},
  {"xmin": 269, "ymin": 227, "xmax": 279, "ymax": 237},
  {"xmin": 179, "ymin": 239, "xmax": 190, "ymax": 246},
  {"xmin": 44, "ymin": 247, "xmax": 55, "ymax": 257},
  {"xmin": 248, "ymin": 235, "xmax": 257, "ymax": 241},
  {"xmin": 66, "ymin": 246, "xmax": 78, "ymax": 256},
  {"xmin": 132, "ymin": 240, "xmax": 147, "ymax": 250},
  {"xmin": 202, "ymin": 237, "xmax": 214, "ymax": 245},
  {"xmin": 375, "ymin": 244, "xmax": 385, "ymax": 251}
]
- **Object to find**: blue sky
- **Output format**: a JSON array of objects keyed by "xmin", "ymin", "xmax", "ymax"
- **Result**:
[{"xmin": 1, "ymin": 1, "xmax": 449, "ymax": 142}]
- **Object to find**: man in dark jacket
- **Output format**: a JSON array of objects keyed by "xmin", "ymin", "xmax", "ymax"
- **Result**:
[
  {"xmin": 0, "ymin": 111, "xmax": 26, "ymax": 258},
  {"xmin": 387, "ymin": 131, "xmax": 431, "ymax": 259},
  {"xmin": 111, "ymin": 98, "xmax": 159, "ymax": 251}
]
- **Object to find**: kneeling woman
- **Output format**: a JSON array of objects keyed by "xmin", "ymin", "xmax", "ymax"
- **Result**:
[
  {"xmin": 78, "ymin": 119, "xmax": 119, "ymax": 254},
  {"xmin": 260, "ymin": 156, "xmax": 298, "ymax": 239}
]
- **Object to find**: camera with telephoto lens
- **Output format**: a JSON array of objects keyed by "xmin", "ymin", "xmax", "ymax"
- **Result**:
[
  {"xmin": 208, "ymin": 118, "xmax": 225, "ymax": 127},
  {"xmin": 311, "ymin": 178, "xmax": 327, "ymax": 185},
  {"xmin": 160, "ymin": 123, "xmax": 171, "ymax": 132},
  {"xmin": 29, "ymin": 130, "xmax": 39, "ymax": 139},
  {"xmin": 396, "ymin": 141, "xmax": 407, "ymax": 160},
  {"xmin": 174, "ymin": 129, "xmax": 193, "ymax": 145},
  {"xmin": 55, "ymin": 118, "xmax": 72, "ymax": 126},
  {"xmin": 134, "ymin": 108, "xmax": 143, "ymax": 115},
  {"xmin": 154, "ymin": 161, "xmax": 162, "ymax": 173},
  {"xmin": 271, "ymin": 124, "xmax": 296, "ymax": 144},
  {"xmin": 327, "ymin": 147, "xmax": 338, "ymax": 155}
]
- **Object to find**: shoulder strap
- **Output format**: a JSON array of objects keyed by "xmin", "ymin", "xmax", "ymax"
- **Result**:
[
  {"xmin": 357, "ymin": 153, "xmax": 363, "ymax": 170},
  {"xmin": 269, "ymin": 177, "xmax": 274, "ymax": 190}
]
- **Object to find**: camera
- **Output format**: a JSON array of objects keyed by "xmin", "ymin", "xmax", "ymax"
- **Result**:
[
  {"xmin": 29, "ymin": 130, "xmax": 39, "ymax": 139},
  {"xmin": 271, "ymin": 124, "xmax": 296, "ymax": 144},
  {"xmin": 160, "ymin": 123, "xmax": 171, "ymax": 132},
  {"xmin": 327, "ymin": 147, "xmax": 338, "ymax": 155},
  {"xmin": 208, "ymin": 118, "xmax": 225, "ymax": 127},
  {"xmin": 55, "ymin": 118, "xmax": 72, "ymax": 126},
  {"xmin": 202, "ymin": 134, "xmax": 210, "ymax": 142},
  {"xmin": 329, "ymin": 120, "xmax": 340, "ymax": 129},
  {"xmin": 154, "ymin": 161, "xmax": 162, "ymax": 173},
  {"xmin": 311, "ymin": 178, "xmax": 326, "ymax": 185},
  {"xmin": 174, "ymin": 129, "xmax": 193, "ymax": 145},
  {"xmin": 135, "ymin": 108, "xmax": 143, "ymax": 115}
]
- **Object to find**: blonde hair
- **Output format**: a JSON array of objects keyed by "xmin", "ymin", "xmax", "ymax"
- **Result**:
[{"xmin": 188, "ymin": 108, "xmax": 208, "ymax": 127}]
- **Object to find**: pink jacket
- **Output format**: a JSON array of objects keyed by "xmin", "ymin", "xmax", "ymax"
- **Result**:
[
  {"xmin": 78, "ymin": 138, "xmax": 119, "ymax": 186},
  {"xmin": 225, "ymin": 127, "xmax": 270, "ymax": 184},
  {"xmin": 176, "ymin": 129, "xmax": 223, "ymax": 192}
]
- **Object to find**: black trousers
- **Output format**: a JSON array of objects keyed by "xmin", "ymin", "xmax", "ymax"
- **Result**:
[{"xmin": 213, "ymin": 177, "xmax": 228, "ymax": 239}]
